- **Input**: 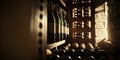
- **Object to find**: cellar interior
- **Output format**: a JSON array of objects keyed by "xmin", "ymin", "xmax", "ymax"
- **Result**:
[{"xmin": 0, "ymin": 0, "xmax": 120, "ymax": 60}]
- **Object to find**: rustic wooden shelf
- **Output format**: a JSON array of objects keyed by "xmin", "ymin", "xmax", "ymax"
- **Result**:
[{"xmin": 47, "ymin": 40, "xmax": 66, "ymax": 49}]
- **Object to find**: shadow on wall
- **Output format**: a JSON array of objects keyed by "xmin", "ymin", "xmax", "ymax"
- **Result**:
[{"xmin": 97, "ymin": 38, "xmax": 113, "ymax": 54}]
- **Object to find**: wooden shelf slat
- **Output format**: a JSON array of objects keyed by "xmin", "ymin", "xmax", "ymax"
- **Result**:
[
  {"xmin": 47, "ymin": 40, "xmax": 66, "ymax": 49},
  {"xmin": 59, "ymin": 0, "xmax": 66, "ymax": 7}
]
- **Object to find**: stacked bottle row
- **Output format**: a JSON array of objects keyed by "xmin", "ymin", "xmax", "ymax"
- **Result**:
[
  {"xmin": 73, "ymin": 32, "xmax": 91, "ymax": 40},
  {"xmin": 72, "ymin": 6, "xmax": 91, "ymax": 18},
  {"xmin": 47, "ymin": 2, "xmax": 69, "ymax": 44},
  {"xmin": 70, "ymin": 0, "xmax": 95, "ymax": 44},
  {"xmin": 47, "ymin": 43, "xmax": 110, "ymax": 60},
  {"xmin": 72, "ymin": 0, "xmax": 92, "ymax": 18},
  {"xmin": 73, "ymin": 21, "xmax": 91, "ymax": 28}
]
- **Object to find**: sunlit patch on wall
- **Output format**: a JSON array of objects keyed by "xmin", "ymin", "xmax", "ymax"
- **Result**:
[{"xmin": 95, "ymin": 2, "xmax": 111, "ymax": 46}]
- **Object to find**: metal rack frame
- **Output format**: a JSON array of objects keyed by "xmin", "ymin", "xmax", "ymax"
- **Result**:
[{"xmin": 38, "ymin": 0, "xmax": 47, "ymax": 60}]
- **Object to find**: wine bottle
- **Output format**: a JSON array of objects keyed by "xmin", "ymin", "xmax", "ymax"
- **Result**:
[
  {"xmin": 74, "ymin": 56, "xmax": 82, "ymax": 60},
  {"xmin": 87, "ymin": 56, "xmax": 96, "ymax": 60},
  {"xmin": 47, "ymin": 10, "xmax": 56, "ymax": 44},
  {"xmin": 53, "ymin": 4, "xmax": 59, "ymax": 42}
]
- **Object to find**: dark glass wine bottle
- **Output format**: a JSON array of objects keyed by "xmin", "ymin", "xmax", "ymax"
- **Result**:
[
  {"xmin": 53, "ymin": 4, "xmax": 59, "ymax": 42},
  {"xmin": 87, "ymin": 56, "xmax": 96, "ymax": 60},
  {"xmin": 74, "ymin": 56, "xmax": 82, "ymax": 60},
  {"xmin": 64, "ymin": 19, "xmax": 67, "ymax": 39},
  {"xmin": 47, "ymin": 10, "xmax": 56, "ymax": 44},
  {"xmin": 76, "ymin": 48, "xmax": 85, "ymax": 57},
  {"xmin": 96, "ymin": 49, "xmax": 108, "ymax": 59},
  {"xmin": 63, "ymin": 55, "xmax": 72, "ymax": 60}
]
